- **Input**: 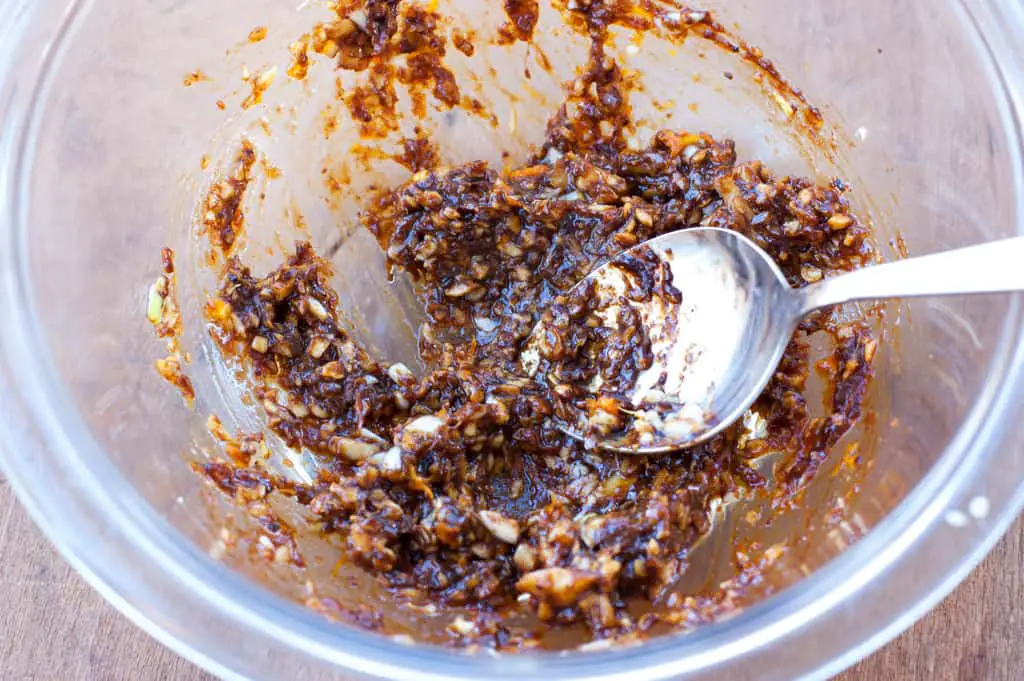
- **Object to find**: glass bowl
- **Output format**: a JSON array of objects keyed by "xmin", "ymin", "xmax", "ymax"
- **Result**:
[{"xmin": 1, "ymin": 0, "xmax": 1023, "ymax": 679}]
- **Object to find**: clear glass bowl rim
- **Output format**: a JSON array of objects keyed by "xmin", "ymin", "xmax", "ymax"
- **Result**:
[{"xmin": 1, "ymin": 1, "xmax": 1023, "ymax": 680}]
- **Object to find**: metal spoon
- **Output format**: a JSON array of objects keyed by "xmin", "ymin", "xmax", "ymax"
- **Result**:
[{"xmin": 524, "ymin": 227, "xmax": 1024, "ymax": 454}]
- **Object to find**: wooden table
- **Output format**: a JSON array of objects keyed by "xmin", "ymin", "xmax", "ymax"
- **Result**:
[{"xmin": 1, "ymin": 474, "xmax": 1021, "ymax": 680}]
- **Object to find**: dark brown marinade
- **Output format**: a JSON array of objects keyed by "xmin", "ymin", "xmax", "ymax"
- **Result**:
[
  {"xmin": 451, "ymin": 28, "xmax": 476, "ymax": 57},
  {"xmin": 396, "ymin": 127, "xmax": 441, "ymax": 172},
  {"xmin": 202, "ymin": 460, "xmax": 306, "ymax": 568},
  {"xmin": 499, "ymin": 0, "xmax": 541, "ymax": 44},
  {"xmin": 204, "ymin": 124, "xmax": 874, "ymax": 645},
  {"xmin": 201, "ymin": 142, "xmax": 257, "ymax": 258},
  {"xmin": 190, "ymin": 0, "xmax": 878, "ymax": 649},
  {"xmin": 149, "ymin": 248, "xmax": 195, "ymax": 405},
  {"xmin": 290, "ymin": 0, "xmax": 486, "ymax": 138},
  {"xmin": 526, "ymin": 246, "xmax": 678, "ymax": 444}
]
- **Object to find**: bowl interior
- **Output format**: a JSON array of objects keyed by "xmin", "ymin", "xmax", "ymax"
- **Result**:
[{"xmin": 15, "ymin": 0, "xmax": 1022, "ymax": 660}]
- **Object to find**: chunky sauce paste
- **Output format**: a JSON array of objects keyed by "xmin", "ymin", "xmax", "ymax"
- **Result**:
[{"xmin": 161, "ymin": 0, "xmax": 878, "ymax": 650}]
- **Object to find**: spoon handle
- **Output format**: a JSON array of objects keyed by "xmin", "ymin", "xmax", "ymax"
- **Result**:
[{"xmin": 798, "ymin": 236, "xmax": 1024, "ymax": 315}]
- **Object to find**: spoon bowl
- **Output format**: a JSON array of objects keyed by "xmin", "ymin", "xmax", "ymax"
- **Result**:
[{"xmin": 525, "ymin": 228, "xmax": 1024, "ymax": 454}]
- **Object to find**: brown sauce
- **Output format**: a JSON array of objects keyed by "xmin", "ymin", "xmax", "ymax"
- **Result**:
[{"xmin": 162, "ymin": 0, "xmax": 879, "ymax": 651}]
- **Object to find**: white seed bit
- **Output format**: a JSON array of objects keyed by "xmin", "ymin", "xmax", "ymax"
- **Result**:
[
  {"xmin": 739, "ymin": 409, "xmax": 767, "ymax": 448},
  {"xmin": 273, "ymin": 544, "xmax": 292, "ymax": 564},
  {"xmin": 359, "ymin": 428, "xmax": 390, "ymax": 446},
  {"xmin": 450, "ymin": 616, "xmax": 476, "ymax": 635},
  {"xmin": 308, "ymin": 337, "xmax": 330, "ymax": 358},
  {"xmin": 543, "ymin": 147, "xmax": 564, "ymax": 163},
  {"xmin": 474, "ymin": 317, "xmax": 500, "ymax": 333},
  {"xmin": 331, "ymin": 437, "xmax": 379, "ymax": 462},
  {"xmin": 348, "ymin": 9, "xmax": 368, "ymax": 30},
  {"xmin": 306, "ymin": 297, "xmax": 329, "ymax": 320},
  {"xmin": 499, "ymin": 241, "xmax": 524, "ymax": 257},
  {"xmin": 288, "ymin": 400, "xmax": 310, "ymax": 419},
  {"xmin": 478, "ymin": 510, "xmax": 521, "ymax": 544},
  {"xmin": 828, "ymin": 214, "xmax": 853, "ymax": 230},
  {"xmin": 444, "ymin": 280, "xmax": 477, "ymax": 298},
  {"xmin": 513, "ymin": 543, "xmax": 536, "ymax": 572},
  {"xmin": 404, "ymin": 415, "xmax": 445, "ymax": 434},
  {"xmin": 369, "ymin": 446, "xmax": 403, "ymax": 471},
  {"xmin": 653, "ymin": 9, "xmax": 679, "ymax": 26},
  {"xmin": 388, "ymin": 362, "xmax": 414, "ymax": 383},
  {"xmin": 800, "ymin": 265, "xmax": 823, "ymax": 283},
  {"xmin": 320, "ymin": 361, "xmax": 344, "ymax": 379}
]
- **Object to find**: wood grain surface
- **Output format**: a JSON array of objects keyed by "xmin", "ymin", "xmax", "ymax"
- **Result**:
[{"xmin": 1, "ymin": 474, "xmax": 1021, "ymax": 680}]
